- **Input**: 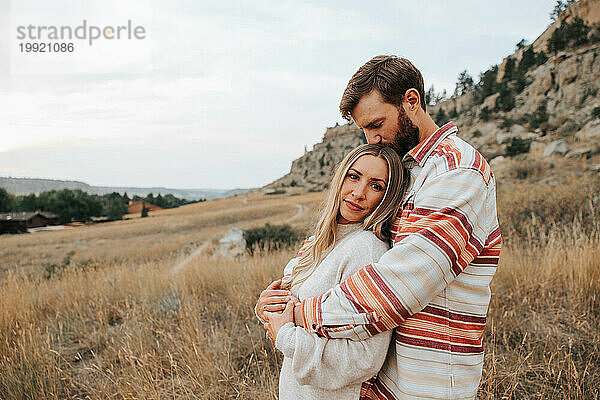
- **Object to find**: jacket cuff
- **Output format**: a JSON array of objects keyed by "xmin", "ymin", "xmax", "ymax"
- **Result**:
[{"xmin": 301, "ymin": 295, "xmax": 322, "ymax": 334}]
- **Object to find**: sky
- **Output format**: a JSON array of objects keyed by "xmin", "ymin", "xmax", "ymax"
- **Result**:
[{"xmin": 0, "ymin": 0, "xmax": 557, "ymax": 190}]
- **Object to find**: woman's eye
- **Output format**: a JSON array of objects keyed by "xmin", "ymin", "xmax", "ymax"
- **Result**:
[
  {"xmin": 348, "ymin": 173, "xmax": 359, "ymax": 180},
  {"xmin": 371, "ymin": 183, "xmax": 384, "ymax": 191}
]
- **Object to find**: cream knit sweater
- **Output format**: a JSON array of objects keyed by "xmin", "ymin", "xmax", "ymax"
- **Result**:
[{"xmin": 273, "ymin": 224, "xmax": 391, "ymax": 399}]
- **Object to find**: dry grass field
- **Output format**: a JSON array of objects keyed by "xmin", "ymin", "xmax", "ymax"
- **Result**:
[{"xmin": 1, "ymin": 173, "xmax": 599, "ymax": 399}]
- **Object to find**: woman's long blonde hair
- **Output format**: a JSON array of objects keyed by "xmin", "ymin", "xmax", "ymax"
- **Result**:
[{"xmin": 281, "ymin": 144, "xmax": 409, "ymax": 290}]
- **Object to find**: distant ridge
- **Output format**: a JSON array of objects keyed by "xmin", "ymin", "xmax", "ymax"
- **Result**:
[{"xmin": 0, "ymin": 177, "xmax": 251, "ymax": 200}]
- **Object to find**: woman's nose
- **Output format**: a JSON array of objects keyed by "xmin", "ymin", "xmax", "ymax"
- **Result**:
[{"xmin": 352, "ymin": 183, "xmax": 367, "ymax": 200}]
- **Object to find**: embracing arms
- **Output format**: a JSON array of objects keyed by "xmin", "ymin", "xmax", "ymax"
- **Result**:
[{"xmin": 297, "ymin": 168, "xmax": 500, "ymax": 338}]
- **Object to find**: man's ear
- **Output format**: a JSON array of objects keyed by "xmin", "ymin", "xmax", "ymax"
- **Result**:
[{"xmin": 403, "ymin": 88, "xmax": 421, "ymax": 116}]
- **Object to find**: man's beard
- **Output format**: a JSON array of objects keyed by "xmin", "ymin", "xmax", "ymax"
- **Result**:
[{"xmin": 392, "ymin": 107, "xmax": 420, "ymax": 158}]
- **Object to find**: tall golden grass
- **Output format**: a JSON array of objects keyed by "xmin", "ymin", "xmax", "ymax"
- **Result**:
[{"xmin": 1, "ymin": 178, "xmax": 599, "ymax": 399}]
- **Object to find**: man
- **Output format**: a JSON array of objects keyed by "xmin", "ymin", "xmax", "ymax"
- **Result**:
[{"xmin": 264, "ymin": 55, "xmax": 501, "ymax": 399}]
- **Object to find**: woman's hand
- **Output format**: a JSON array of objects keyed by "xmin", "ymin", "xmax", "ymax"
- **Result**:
[
  {"xmin": 263, "ymin": 300, "xmax": 295, "ymax": 345},
  {"xmin": 256, "ymin": 279, "xmax": 293, "ymax": 321}
]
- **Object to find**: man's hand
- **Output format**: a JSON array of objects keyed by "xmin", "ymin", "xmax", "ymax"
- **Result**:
[
  {"xmin": 256, "ymin": 279, "xmax": 292, "ymax": 321},
  {"xmin": 263, "ymin": 300, "xmax": 295, "ymax": 345},
  {"xmin": 293, "ymin": 300, "xmax": 304, "ymax": 328}
]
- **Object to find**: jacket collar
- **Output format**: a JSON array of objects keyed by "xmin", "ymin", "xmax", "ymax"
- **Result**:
[{"xmin": 403, "ymin": 122, "xmax": 458, "ymax": 166}]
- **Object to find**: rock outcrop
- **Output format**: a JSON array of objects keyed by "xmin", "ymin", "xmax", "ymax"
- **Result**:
[
  {"xmin": 215, "ymin": 228, "xmax": 246, "ymax": 257},
  {"xmin": 267, "ymin": 0, "xmax": 600, "ymax": 191},
  {"xmin": 267, "ymin": 123, "xmax": 365, "ymax": 191}
]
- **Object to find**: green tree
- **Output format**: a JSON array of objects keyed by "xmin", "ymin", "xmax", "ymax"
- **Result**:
[
  {"xmin": 0, "ymin": 187, "xmax": 13, "ymax": 212},
  {"xmin": 141, "ymin": 202, "xmax": 149, "ymax": 218},
  {"xmin": 435, "ymin": 108, "xmax": 447, "ymax": 125},
  {"xmin": 480, "ymin": 106, "xmax": 491, "ymax": 121},
  {"xmin": 102, "ymin": 192, "xmax": 127, "ymax": 220},
  {"xmin": 15, "ymin": 193, "xmax": 38, "ymax": 212},
  {"xmin": 550, "ymin": 0, "xmax": 575, "ymax": 21},
  {"xmin": 37, "ymin": 189, "xmax": 102, "ymax": 224},
  {"xmin": 454, "ymin": 70, "xmax": 474, "ymax": 96},
  {"xmin": 503, "ymin": 58, "xmax": 516, "ymax": 82},
  {"xmin": 515, "ymin": 38, "xmax": 528, "ymax": 50},
  {"xmin": 528, "ymin": 100, "xmax": 549, "ymax": 129},
  {"xmin": 548, "ymin": 17, "xmax": 589, "ymax": 53},
  {"xmin": 518, "ymin": 46, "xmax": 537, "ymax": 73},
  {"xmin": 425, "ymin": 85, "xmax": 435, "ymax": 106},
  {"xmin": 474, "ymin": 65, "xmax": 498, "ymax": 104},
  {"xmin": 536, "ymin": 50, "xmax": 548, "ymax": 65},
  {"xmin": 495, "ymin": 83, "xmax": 515, "ymax": 112},
  {"xmin": 506, "ymin": 137, "xmax": 531, "ymax": 156}
]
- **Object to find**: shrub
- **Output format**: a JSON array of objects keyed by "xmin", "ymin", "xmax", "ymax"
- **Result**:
[
  {"xmin": 265, "ymin": 189, "xmax": 286, "ymax": 195},
  {"xmin": 548, "ymin": 17, "xmax": 590, "ymax": 53},
  {"xmin": 506, "ymin": 137, "xmax": 531, "ymax": 157},
  {"xmin": 43, "ymin": 251, "xmax": 74, "ymax": 280},
  {"xmin": 244, "ymin": 223, "xmax": 301, "ymax": 254},
  {"xmin": 495, "ymin": 83, "xmax": 515, "ymax": 112},
  {"xmin": 480, "ymin": 106, "xmax": 491, "ymax": 121},
  {"xmin": 500, "ymin": 118, "xmax": 516, "ymax": 129},
  {"xmin": 528, "ymin": 100, "xmax": 549, "ymax": 129},
  {"xmin": 593, "ymin": 106, "xmax": 600, "ymax": 119}
]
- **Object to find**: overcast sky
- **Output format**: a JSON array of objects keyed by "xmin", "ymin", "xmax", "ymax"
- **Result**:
[{"xmin": 0, "ymin": 0, "xmax": 556, "ymax": 189}]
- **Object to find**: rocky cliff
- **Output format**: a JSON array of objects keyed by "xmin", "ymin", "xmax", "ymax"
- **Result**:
[
  {"xmin": 429, "ymin": 0, "xmax": 600, "ymax": 180},
  {"xmin": 267, "ymin": 123, "xmax": 365, "ymax": 191},
  {"xmin": 269, "ymin": 0, "xmax": 600, "ymax": 192}
]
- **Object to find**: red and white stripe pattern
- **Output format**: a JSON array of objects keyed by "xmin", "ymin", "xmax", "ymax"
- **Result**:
[{"xmin": 301, "ymin": 122, "xmax": 502, "ymax": 399}]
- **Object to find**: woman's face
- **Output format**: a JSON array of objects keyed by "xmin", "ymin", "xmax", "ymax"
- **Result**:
[{"xmin": 338, "ymin": 154, "xmax": 388, "ymax": 224}]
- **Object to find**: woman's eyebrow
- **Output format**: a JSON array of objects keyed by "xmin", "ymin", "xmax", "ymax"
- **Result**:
[
  {"xmin": 349, "ymin": 168, "xmax": 362, "ymax": 176},
  {"xmin": 369, "ymin": 177, "xmax": 386, "ymax": 184}
]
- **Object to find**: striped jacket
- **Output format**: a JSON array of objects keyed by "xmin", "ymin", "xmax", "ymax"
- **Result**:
[{"xmin": 300, "ymin": 122, "xmax": 502, "ymax": 399}]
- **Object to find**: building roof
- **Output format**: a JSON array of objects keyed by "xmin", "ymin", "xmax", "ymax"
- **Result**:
[{"xmin": 0, "ymin": 211, "xmax": 58, "ymax": 221}]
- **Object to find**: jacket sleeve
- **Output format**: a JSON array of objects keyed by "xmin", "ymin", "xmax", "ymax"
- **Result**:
[
  {"xmin": 274, "ymin": 233, "xmax": 391, "ymax": 389},
  {"xmin": 300, "ymin": 168, "xmax": 495, "ymax": 339}
]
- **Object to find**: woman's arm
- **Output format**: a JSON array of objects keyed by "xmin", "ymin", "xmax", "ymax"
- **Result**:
[
  {"xmin": 270, "ymin": 232, "xmax": 392, "ymax": 389},
  {"xmin": 275, "ymin": 322, "xmax": 391, "ymax": 390}
]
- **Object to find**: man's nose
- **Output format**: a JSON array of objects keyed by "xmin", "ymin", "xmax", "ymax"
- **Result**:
[{"xmin": 364, "ymin": 131, "xmax": 381, "ymax": 144}]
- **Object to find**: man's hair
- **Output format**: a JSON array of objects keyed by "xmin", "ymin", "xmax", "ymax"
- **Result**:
[{"xmin": 340, "ymin": 55, "xmax": 426, "ymax": 121}]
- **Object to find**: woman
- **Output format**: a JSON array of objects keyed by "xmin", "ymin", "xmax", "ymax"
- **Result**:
[{"xmin": 255, "ymin": 143, "xmax": 409, "ymax": 399}]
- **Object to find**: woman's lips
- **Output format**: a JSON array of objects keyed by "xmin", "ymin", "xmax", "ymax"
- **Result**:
[{"xmin": 344, "ymin": 200, "xmax": 364, "ymax": 211}]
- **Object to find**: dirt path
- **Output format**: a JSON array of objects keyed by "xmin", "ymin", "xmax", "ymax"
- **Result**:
[
  {"xmin": 287, "ymin": 204, "xmax": 309, "ymax": 222},
  {"xmin": 169, "ymin": 242, "xmax": 209, "ymax": 275},
  {"xmin": 170, "ymin": 203, "xmax": 308, "ymax": 275}
]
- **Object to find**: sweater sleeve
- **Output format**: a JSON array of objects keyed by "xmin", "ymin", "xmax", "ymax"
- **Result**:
[{"xmin": 274, "ymin": 233, "xmax": 391, "ymax": 390}]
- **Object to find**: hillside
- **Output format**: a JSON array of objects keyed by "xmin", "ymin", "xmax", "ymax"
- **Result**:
[
  {"xmin": 429, "ymin": 0, "xmax": 600, "ymax": 181},
  {"xmin": 0, "ymin": 177, "xmax": 250, "ymax": 200},
  {"xmin": 269, "ymin": 0, "xmax": 600, "ymax": 191}
]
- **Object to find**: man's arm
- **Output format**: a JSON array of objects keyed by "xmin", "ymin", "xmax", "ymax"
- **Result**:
[{"xmin": 300, "ymin": 168, "xmax": 496, "ymax": 338}]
